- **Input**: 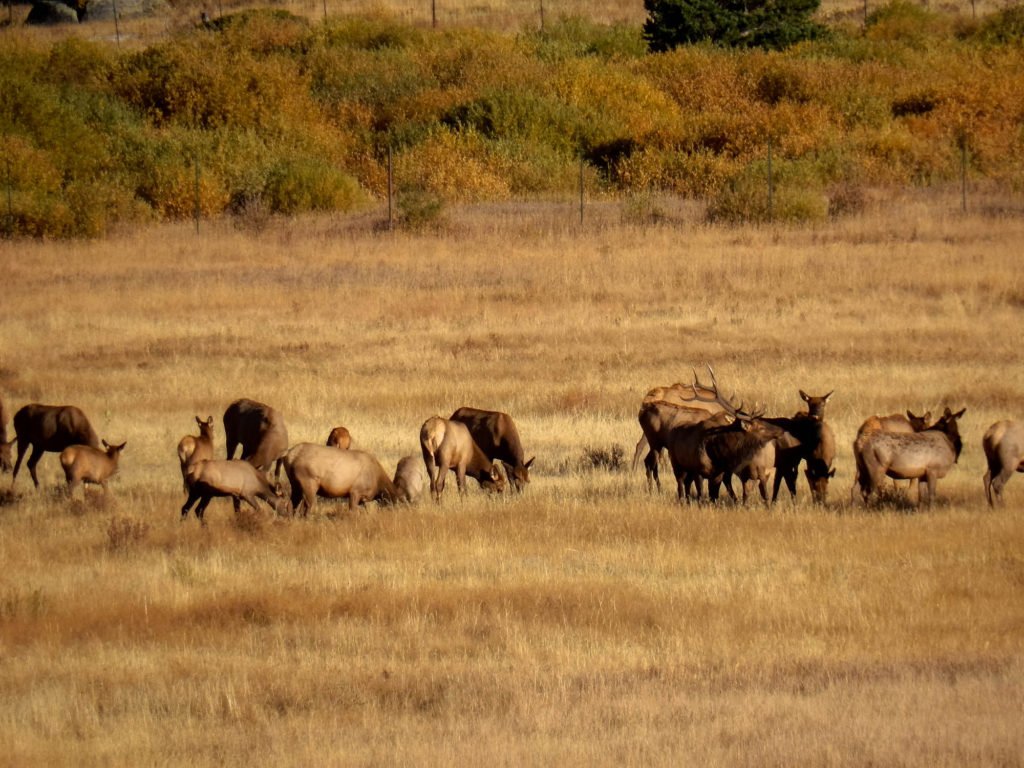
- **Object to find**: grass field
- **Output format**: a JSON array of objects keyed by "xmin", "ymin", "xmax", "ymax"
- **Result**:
[{"xmin": 1, "ymin": 188, "xmax": 1023, "ymax": 765}]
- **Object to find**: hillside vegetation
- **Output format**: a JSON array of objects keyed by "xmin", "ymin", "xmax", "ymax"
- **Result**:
[{"xmin": 2, "ymin": 1, "xmax": 1024, "ymax": 236}]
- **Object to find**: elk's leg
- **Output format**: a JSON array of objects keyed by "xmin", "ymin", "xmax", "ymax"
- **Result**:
[
  {"xmin": 26, "ymin": 446, "xmax": 45, "ymax": 488},
  {"xmin": 181, "ymin": 487, "xmax": 201, "ymax": 519},
  {"xmin": 990, "ymin": 464, "xmax": 1016, "ymax": 506},
  {"xmin": 644, "ymin": 450, "xmax": 660, "ymax": 492},
  {"xmin": 194, "ymin": 495, "xmax": 212, "ymax": 524}
]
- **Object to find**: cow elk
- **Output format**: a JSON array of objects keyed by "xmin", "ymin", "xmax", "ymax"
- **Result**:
[
  {"xmin": 281, "ymin": 443, "xmax": 398, "ymax": 516},
  {"xmin": 60, "ymin": 440, "xmax": 127, "ymax": 496},
  {"xmin": 982, "ymin": 420, "xmax": 1024, "ymax": 506},
  {"xmin": 449, "ymin": 407, "xmax": 534, "ymax": 491},
  {"xmin": 181, "ymin": 459, "xmax": 286, "ymax": 524},
  {"xmin": 855, "ymin": 407, "xmax": 966, "ymax": 506},
  {"xmin": 326, "ymin": 426, "xmax": 352, "ymax": 450},
  {"xmin": 223, "ymin": 398, "xmax": 289, "ymax": 473},
  {"xmin": 177, "ymin": 416, "xmax": 215, "ymax": 491},
  {"xmin": 420, "ymin": 416, "xmax": 505, "ymax": 502},
  {"xmin": 767, "ymin": 390, "xmax": 836, "ymax": 504},
  {"xmin": 851, "ymin": 410, "xmax": 931, "ymax": 499},
  {"xmin": 0, "ymin": 394, "xmax": 12, "ymax": 473},
  {"xmin": 394, "ymin": 456, "xmax": 425, "ymax": 504},
  {"xmin": 12, "ymin": 404, "xmax": 101, "ymax": 489}
]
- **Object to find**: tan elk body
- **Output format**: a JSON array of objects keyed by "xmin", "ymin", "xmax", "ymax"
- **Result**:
[
  {"xmin": 12, "ymin": 403, "xmax": 100, "ymax": 488},
  {"xmin": 982, "ymin": 420, "xmax": 1024, "ymax": 506},
  {"xmin": 59, "ymin": 440, "xmax": 127, "ymax": 495},
  {"xmin": 223, "ymin": 398, "xmax": 289, "ymax": 473},
  {"xmin": 420, "ymin": 416, "xmax": 505, "ymax": 502},
  {"xmin": 449, "ymin": 407, "xmax": 534, "ymax": 491},
  {"xmin": 855, "ymin": 408, "xmax": 965, "ymax": 506},
  {"xmin": 393, "ymin": 456, "xmax": 425, "ymax": 504},
  {"xmin": 282, "ymin": 443, "xmax": 398, "ymax": 515},
  {"xmin": 181, "ymin": 459, "xmax": 285, "ymax": 523},
  {"xmin": 0, "ymin": 394, "xmax": 12, "ymax": 473},
  {"xmin": 176, "ymin": 416, "xmax": 215, "ymax": 491}
]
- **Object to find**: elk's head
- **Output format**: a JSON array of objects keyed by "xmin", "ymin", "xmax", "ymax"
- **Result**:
[
  {"xmin": 196, "ymin": 416, "xmax": 214, "ymax": 438},
  {"xmin": 935, "ymin": 407, "xmax": 966, "ymax": 461},
  {"xmin": 906, "ymin": 410, "xmax": 932, "ymax": 431},
  {"xmin": 504, "ymin": 457, "xmax": 535, "ymax": 492},
  {"xmin": 799, "ymin": 390, "xmax": 833, "ymax": 420}
]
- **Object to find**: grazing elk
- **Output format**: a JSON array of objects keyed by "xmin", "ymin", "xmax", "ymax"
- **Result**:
[
  {"xmin": 449, "ymin": 407, "xmax": 534, "ymax": 491},
  {"xmin": 982, "ymin": 420, "xmax": 1024, "ymax": 506},
  {"xmin": 223, "ymin": 398, "xmax": 289, "ymax": 473},
  {"xmin": 420, "ymin": 416, "xmax": 506, "ymax": 502},
  {"xmin": 11, "ymin": 404, "xmax": 100, "ymax": 489},
  {"xmin": 851, "ymin": 410, "xmax": 931, "ymax": 500},
  {"xmin": 0, "ymin": 394, "xmax": 12, "ymax": 473},
  {"xmin": 855, "ymin": 407, "xmax": 966, "ymax": 506},
  {"xmin": 181, "ymin": 459, "xmax": 286, "ymax": 524},
  {"xmin": 60, "ymin": 440, "xmax": 127, "ymax": 496},
  {"xmin": 326, "ymin": 426, "xmax": 352, "ymax": 450},
  {"xmin": 176, "ymin": 416, "xmax": 215, "ymax": 491},
  {"xmin": 766, "ymin": 390, "xmax": 836, "ymax": 504},
  {"xmin": 394, "ymin": 456, "xmax": 425, "ymax": 504},
  {"xmin": 281, "ymin": 443, "xmax": 398, "ymax": 516}
]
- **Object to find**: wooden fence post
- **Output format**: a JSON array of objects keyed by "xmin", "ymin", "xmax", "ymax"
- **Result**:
[
  {"xmin": 767, "ymin": 138, "xmax": 774, "ymax": 220},
  {"xmin": 579, "ymin": 156, "xmax": 584, "ymax": 225},
  {"xmin": 194, "ymin": 155, "xmax": 200, "ymax": 234},
  {"xmin": 387, "ymin": 145, "xmax": 394, "ymax": 231}
]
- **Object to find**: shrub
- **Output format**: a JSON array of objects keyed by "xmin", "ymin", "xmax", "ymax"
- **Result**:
[
  {"xmin": 706, "ymin": 162, "xmax": 828, "ymax": 223},
  {"xmin": 643, "ymin": 0, "xmax": 824, "ymax": 51},
  {"xmin": 396, "ymin": 183, "xmax": 446, "ymax": 232},
  {"xmin": 263, "ymin": 157, "xmax": 364, "ymax": 214}
]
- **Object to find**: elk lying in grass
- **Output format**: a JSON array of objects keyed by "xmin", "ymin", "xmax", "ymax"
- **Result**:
[
  {"xmin": 449, "ymin": 407, "xmax": 534, "ymax": 491},
  {"xmin": 982, "ymin": 420, "xmax": 1024, "ymax": 506},
  {"xmin": 176, "ymin": 416, "xmax": 215, "ymax": 491},
  {"xmin": 0, "ymin": 394, "xmax": 12, "ymax": 473},
  {"xmin": 420, "ymin": 416, "xmax": 505, "ymax": 502},
  {"xmin": 181, "ymin": 459, "xmax": 286, "ymax": 524},
  {"xmin": 855, "ymin": 407, "xmax": 966, "ymax": 506},
  {"xmin": 326, "ymin": 426, "xmax": 352, "ymax": 450},
  {"xmin": 767, "ymin": 390, "xmax": 836, "ymax": 504},
  {"xmin": 12, "ymin": 404, "xmax": 100, "ymax": 489},
  {"xmin": 60, "ymin": 440, "xmax": 126, "ymax": 496},
  {"xmin": 393, "ymin": 456, "xmax": 425, "ymax": 504},
  {"xmin": 223, "ymin": 398, "xmax": 289, "ymax": 473},
  {"xmin": 281, "ymin": 443, "xmax": 398, "ymax": 516},
  {"xmin": 851, "ymin": 410, "xmax": 931, "ymax": 499}
]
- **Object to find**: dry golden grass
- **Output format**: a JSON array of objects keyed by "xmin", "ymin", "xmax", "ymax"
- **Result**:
[{"xmin": 1, "ymin": 188, "xmax": 1023, "ymax": 766}]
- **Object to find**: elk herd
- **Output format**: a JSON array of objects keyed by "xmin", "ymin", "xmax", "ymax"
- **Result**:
[{"xmin": 0, "ymin": 367, "xmax": 1021, "ymax": 523}]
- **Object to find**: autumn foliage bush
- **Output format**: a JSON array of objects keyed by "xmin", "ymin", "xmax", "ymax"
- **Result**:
[{"xmin": 1, "ymin": 2, "xmax": 1023, "ymax": 236}]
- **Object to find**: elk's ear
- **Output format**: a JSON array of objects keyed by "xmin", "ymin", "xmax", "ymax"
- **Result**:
[
  {"xmin": 525, "ymin": 457, "xmax": 535, "ymax": 470},
  {"xmin": 823, "ymin": 390, "xmax": 834, "ymax": 401},
  {"xmin": 102, "ymin": 439, "xmax": 110, "ymax": 449},
  {"xmin": 952, "ymin": 407, "xmax": 966, "ymax": 419},
  {"xmin": 799, "ymin": 390, "xmax": 810, "ymax": 403},
  {"xmin": 491, "ymin": 464, "xmax": 503, "ymax": 481}
]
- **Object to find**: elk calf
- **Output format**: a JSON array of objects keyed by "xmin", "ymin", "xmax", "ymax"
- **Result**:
[
  {"xmin": 982, "ymin": 420, "xmax": 1024, "ymax": 506},
  {"xmin": 177, "ymin": 416, "xmax": 215, "ymax": 491},
  {"xmin": 60, "ymin": 440, "xmax": 126, "ymax": 496},
  {"xmin": 182, "ymin": 459, "xmax": 286, "ymax": 524},
  {"xmin": 420, "ymin": 416, "xmax": 505, "ymax": 502}
]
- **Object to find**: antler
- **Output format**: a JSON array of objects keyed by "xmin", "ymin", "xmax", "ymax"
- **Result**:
[{"xmin": 683, "ymin": 364, "xmax": 755, "ymax": 419}]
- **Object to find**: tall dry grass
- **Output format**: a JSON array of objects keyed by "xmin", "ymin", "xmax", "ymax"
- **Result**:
[{"xmin": 1, "ymin": 190, "xmax": 1023, "ymax": 766}]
